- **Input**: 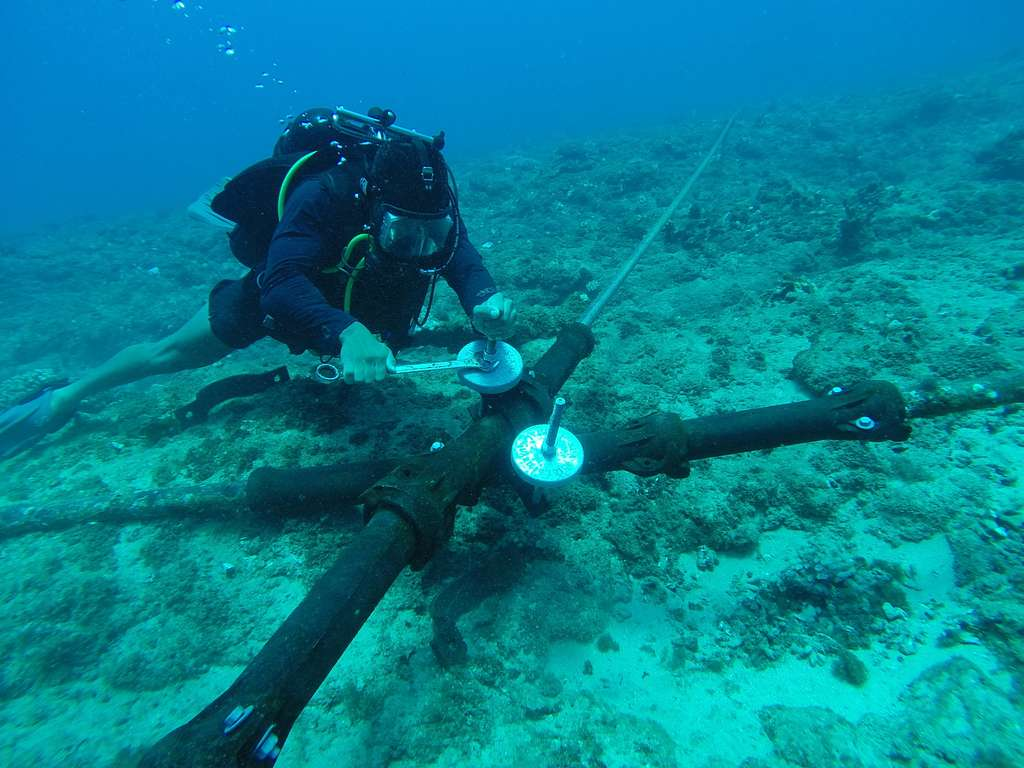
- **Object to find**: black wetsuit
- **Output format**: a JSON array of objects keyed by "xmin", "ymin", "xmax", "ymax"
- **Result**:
[{"xmin": 209, "ymin": 171, "xmax": 497, "ymax": 355}]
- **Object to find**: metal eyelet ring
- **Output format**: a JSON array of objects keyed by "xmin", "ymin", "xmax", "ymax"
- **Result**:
[{"xmin": 315, "ymin": 362, "xmax": 341, "ymax": 382}]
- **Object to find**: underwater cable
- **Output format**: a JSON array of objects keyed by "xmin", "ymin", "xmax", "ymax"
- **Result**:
[{"xmin": 579, "ymin": 113, "xmax": 736, "ymax": 327}]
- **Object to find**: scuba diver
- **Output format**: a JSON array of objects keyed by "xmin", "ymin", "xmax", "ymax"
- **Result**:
[{"xmin": 0, "ymin": 106, "xmax": 517, "ymax": 460}]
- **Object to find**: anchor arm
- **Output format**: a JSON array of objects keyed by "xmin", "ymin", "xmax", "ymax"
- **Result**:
[
  {"xmin": 575, "ymin": 380, "xmax": 908, "ymax": 476},
  {"xmin": 139, "ymin": 510, "xmax": 415, "ymax": 768}
]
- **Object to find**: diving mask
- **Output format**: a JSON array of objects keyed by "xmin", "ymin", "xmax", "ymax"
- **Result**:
[{"xmin": 375, "ymin": 203, "xmax": 456, "ymax": 271}]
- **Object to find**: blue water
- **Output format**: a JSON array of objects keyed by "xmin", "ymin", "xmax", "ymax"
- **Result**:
[{"xmin": 1, "ymin": 0, "xmax": 1020, "ymax": 234}]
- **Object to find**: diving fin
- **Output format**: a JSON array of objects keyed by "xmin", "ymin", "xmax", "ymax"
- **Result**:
[
  {"xmin": 187, "ymin": 177, "xmax": 237, "ymax": 230},
  {"xmin": 0, "ymin": 387, "xmax": 71, "ymax": 460}
]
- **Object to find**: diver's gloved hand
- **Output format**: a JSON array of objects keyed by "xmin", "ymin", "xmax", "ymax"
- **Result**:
[
  {"xmin": 340, "ymin": 322, "xmax": 396, "ymax": 384},
  {"xmin": 472, "ymin": 292, "xmax": 517, "ymax": 339}
]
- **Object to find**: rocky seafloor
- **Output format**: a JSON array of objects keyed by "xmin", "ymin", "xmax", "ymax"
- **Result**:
[{"xmin": 0, "ymin": 55, "xmax": 1023, "ymax": 767}]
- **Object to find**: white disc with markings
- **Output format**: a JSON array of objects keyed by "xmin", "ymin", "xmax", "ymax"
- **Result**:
[
  {"xmin": 511, "ymin": 425, "xmax": 584, "ymax": 486},
  {"xmin": 457, "ymin": 340, "xmax": 523, "ymax": 394}
]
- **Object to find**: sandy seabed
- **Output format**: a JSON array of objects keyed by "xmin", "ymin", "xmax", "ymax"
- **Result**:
[{"xmin": 0, "ymin": 55, "xmax": 1023, "ymax": 767}]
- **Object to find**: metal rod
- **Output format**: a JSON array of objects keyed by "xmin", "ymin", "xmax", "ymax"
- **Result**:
[
  {"xmin": 578, "ymin": 114, "xmax": 736, "ymax": 328},
  {"xmin": 392, "ymin": 359, "xmax": 481, "ymax": 375},
  {"xmin": 542, "ymin": 397, "xmax": 567, "ymax": 458},
  {"xmin": 333, "ymin": 105, "xmax": 438, "ymax": 145}
]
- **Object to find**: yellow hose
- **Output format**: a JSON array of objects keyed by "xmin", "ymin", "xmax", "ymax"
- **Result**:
[
  {"xmin": 278, "ymin": 159, "xmax": 372, "ymax": 314},
  {"xmin": 321, "ymin": 233, "xmax": 372, "ymax": 312},
  {"xmin": 324, "ymin": 233, "xmax": 371, "ymax": 274},
  {"xmin": 277, "ymin": 151, "xmax": 320, "ymax": 220},
  {"xmin": 343, "ymin": 257, "xmax": 366, "ymax": 313}
]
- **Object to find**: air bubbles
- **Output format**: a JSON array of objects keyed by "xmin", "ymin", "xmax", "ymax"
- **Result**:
[
  {"xmin": 156, "ymin": 4, "xmax": 294, "ymax": 95},
  {"xmin": 254, "ymin": 71, "xmax": 286, "ymax": 90},
  {"xmin": 215, "ymin": 22, "xmax": 238, "ymax": 57}
]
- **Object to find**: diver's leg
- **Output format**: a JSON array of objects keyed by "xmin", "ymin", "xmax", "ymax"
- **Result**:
[{"xmin": 49, "ymin": 304, "xmax": 233, "ymax": 419}]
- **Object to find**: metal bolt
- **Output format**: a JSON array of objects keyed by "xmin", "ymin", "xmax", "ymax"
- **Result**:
[
  {"xmin": 854, "ymin": 416, "xmax": 876, "ymax": 431},
  {"xmin": 481, "ymin": 338, "xmax": 500, "ymax": 369},
  {"xmin": 252, "ymin": 726, "xmax": 281, "ymax": 761},
  {"xmin": 543, "ymin": 397, "xmax": 567, "ymax": 458},
  {"xmin": 223, "ymin": 704, "xmax": 253, "ymax": 735}
]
